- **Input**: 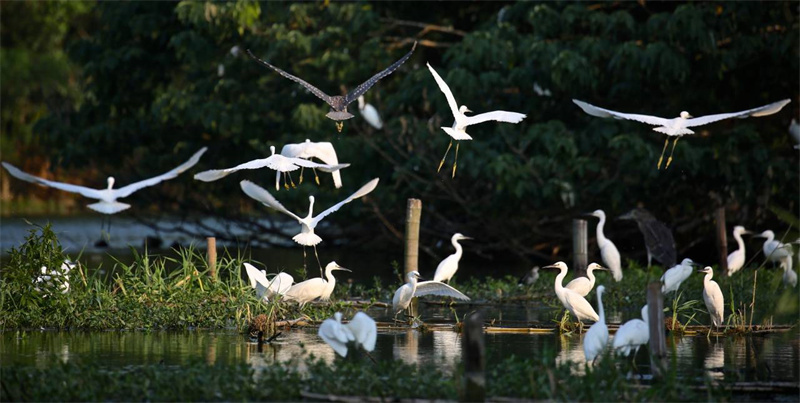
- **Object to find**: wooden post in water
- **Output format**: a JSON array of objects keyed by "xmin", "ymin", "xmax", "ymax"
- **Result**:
[
  {"xmin": 207, "ymin": 237, "xmax": 217, "ymax": 280},
  {"xmin": 461, "ymin": 311, "xmax": 485, "ymax": 402},
  {"xmin": 404, "ymin": 199, "xmax": 422, "ymax": 317},
  {"xmin": 647, "ymin": 282, "xmax": 666, "ymax": 378},
  {"xmin": 573, "ymin": 219, "xmax": 588, "ymax": 277},
  {"xmin": 715, "ymin": 207, "xmax": 728, "ymax": 274}
]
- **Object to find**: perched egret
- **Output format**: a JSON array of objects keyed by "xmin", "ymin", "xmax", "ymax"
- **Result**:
[
  {"xmin": 619, "ymin": 208, "xmax": 676, "ymax": 268},
  {"xmin": 243, "ymin": 263, "xmax": 294, "ymax": 301},
  {"xmin": 246, "ymin": 42, "xmax": 416, "ymax": 133},
  {"xmin": 543, "ymin": 262, "xmax": 599, "ymax": 323},
  {"xmin": 392, "ymin": 271, "xmax": 470, "ymax": 316},
  {"xmin": 283, "ymin": 261, "xmax": 351, "ymax": 305},
  {"xmin": 698, "ymin": 266, "xmax": 724, "ymax": 329},
  {"xmin": 278, "ymin": 139, "xmax": 345, "ymax": 188},
  {"xmin": 583, "ymin": 285, "xmax": 608, "ymax": 364},
  {"xmin": 195, "ymin": 146, "xmax": 349, "ymax": 191},
  {"xmin": 726, "ymin": 226, "xmax": 751, "ymax": 276},
  {"xmin": 426, "ymin": 63, "xmax": 526, "ymax": 177},
  {"xmin": 754, "ymin": 230, "xmax": 794, "ymax": 272},
  {"xmin": 573, "ymin": 98, "xmax": 791, "ymax": 169},
  {"xmin": 432, "ymin": 233, "xmax": 472, "ymax": 283},
  {"xmin": 318, "ymin": 311, "xmax": 377, "ymax": 357},
  {"xmin": 612, "ymin": 305, "xmax": 649, "ymax": 357},
  {"xmin": 587, "ymin": 210, "xmax": 622, "ymax": 282},
  {"xmin": 565, "ymin": 263, "xmax": 609, "ymax": 297},
  {"xmin": 661, "ymin": 258, "xmax": 698, "ymax": 294},
  {"xmin": 358, "ymin": 96, "xmax": 383, "ymax": 130}
]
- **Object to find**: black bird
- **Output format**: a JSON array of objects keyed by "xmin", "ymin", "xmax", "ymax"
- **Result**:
[
  {"xmin": 619, "ymin": 208, "xmax": 676, "ymax": 268},
  {"xmin": 246, "ymin": 42, "xmax": 417, "ymax": 133}
]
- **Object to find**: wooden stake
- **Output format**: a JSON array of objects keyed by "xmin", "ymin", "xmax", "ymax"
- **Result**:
[
  {"xmin": 404, "ymin": 199, "xmax": 422, "ymax": 317},
  {"xmin": 573, "ymin": 219, "xmax": 588, "ymax": 277},
  {"xmin": 715, "ymin": 207, "xmax": 728, "ymax": 274},
  {"xmin": 647, "ymin": 282, "xmax": 667, "ymax": 378},
  {"xmin": 207, "ymin": 237, "xmax": 217, "ymax": 280},
  {"xmin": 461, "ymin": 311, "xmax": 485, "ymax": 402}
]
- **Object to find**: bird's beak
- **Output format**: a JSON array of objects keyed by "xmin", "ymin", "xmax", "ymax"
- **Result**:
[
  {"xmin": 742, "ymin": 230, "xmax": 753, "ymax": 235},
  {"xmin": 687, "ymin": 114, "xmax": 694, "ymax": 119},
  {"xmin": 689, "ymin": 262, "xmax": 703, "ymax": 267},
  {"xmin": 417, "ymin": 275, "xmax": 425, "ymax": 281},
  {"xmin": 461, "ymin": 236, "xmax": 473, "ymax": 241},
  {"xmin": 335, "ymin": 267, "xmax": 352, "ymax": 272},
  {"xmin": 596, "ymin": 266, "xmax": 610, "ymax": 271},
  {"xmin": 466, "ymin": 108, "xmax": 473, "ymax": 113},
  {"xmin": 752, "ymin": 234, "xmax": 765, "ymax": 238},
  {"xmin": 542, "ymin": 264, "xmax": 559, "ymax": 270}
]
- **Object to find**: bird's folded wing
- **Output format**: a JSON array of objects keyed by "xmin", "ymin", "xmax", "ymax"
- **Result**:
[
  {"xmin": 346, "ymin": 312, "xmax": 377, "ymax": 351},
  {"xmin": 240, "ymin": 180, "xmax": 302, "ymax": 221},
  {"xmin": 116, "ymin": 147, "xmax": 207, "ymax": 198},
  {"xmin": 685, "ymin": 99, "xmax": 791, "ymax": 127},
  {"xmin": 639, "ymin": 220, "xmax": 676, "ymax": 267},
  {"xmin": 572, "ymin": 100, "xmax": 669, "ymax": 126},
  {"xmin": 414, "ymin": 281, "xmax": 470, "ymax": 300},
  {"xmin": 426, "ymin": 62, "xmax": 461, "ymax": 119},
  {"xmin": 344, "ymin": 42, "xmax": 417, "ymax": 105},
  {"xmin": 312, "ymin": 178, "xmax": 379, "ymax": 226},
  {"xmin": 707, "ymin": 282, "xmax": 724, "ymax": 307},
  {"xmin": 464, "ymin": 110, "xmax": 526, "ymax": 126},
  {"xmin": 2, "ymin": 162, "xmax": 104, "ymax": 199},
  {"xmin": 246, "ymin": 49, "xmax": 334, "ymax": 106}
]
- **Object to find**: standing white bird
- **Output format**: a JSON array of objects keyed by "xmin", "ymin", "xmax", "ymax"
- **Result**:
[
  {"xmin": 278, "ymin": 139, "xmax": 345, "ymax": 189},
  {"xmin": 195, "ymin": 145, "xmax": 349, "ymax": 191},
  {"xmin": 612, "ymin": 305, "xmax": 650, "ymax": 357},
  {"xmin": 661, "ymin": 258, "xmax": 698, "ymax": 294},
  {"xmin": 698, "ymin": 266, "xmax": 724, "ymax": 328},
  {"xmin": 392, "ymin": 271, "xmax": 471, "ymax": 316},
  {"xmin": 583, "ymin": 285, "xmax": 608, "ymax": 364},
  {"xmin": 726, "ymin": 226, "xmax": 751, "ymax": 276},
  {"xmin": 432, "ymin": 233, "xmax": 472, "ymax": 283},
  {"xmin": 543, "ymin": 262, "xmax": 599, "ymax": 323},
  {"xmin": 2, "ymin": 147, "xmax": 207, "ymax": 215},
  {"xmin": 318, "ymin": 311, "xmax": 377, "ymax": 357},
  {"xmin": 243, "ymin": 263, "xmax": 294, "ymax": 301},
  {"xmin": 573, "ymin": 98, "xmax": 791, "ymax": 169},
  {"xmin": 565, "ymin": 263, "xmax": 609, "ymax": 297},
  {"xmin": 426, "ymin": 63, "xmax": 526, "ymax": 177},
  {"xmin": 587, "ymin": 210, "xmax": 622, "ymax": 282},
  {"xmin": 283, "ymin": 261, "xmax": 351, "ymax": 305},
  {"xmin": 754, "ymin": 230, "xmax": 794, "ymax": 273},
  {"xmin": 358, "ymin": 95, "xmax": 383, "ymax": 130}
]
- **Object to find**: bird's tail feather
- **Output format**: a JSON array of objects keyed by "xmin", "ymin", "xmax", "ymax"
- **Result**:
[
  {"xmin": 293, "ymin": 232, "xmax": 323, "ymax": 246},
  {"xmin": 87, "ymin": 201, "xmax": 130, "ymax": 214}
]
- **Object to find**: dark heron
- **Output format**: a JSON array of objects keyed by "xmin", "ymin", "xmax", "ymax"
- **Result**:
[
  {"xmin": 246, "ymin": 42, "xmax": 417, "ymax": 133},
  {"xmin": 618, "ymin": 208, "xmax": 676, "ymax": 268}
]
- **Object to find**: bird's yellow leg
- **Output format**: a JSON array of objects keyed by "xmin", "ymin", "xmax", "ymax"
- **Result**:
[
  {"xmin": 283, "ymin": 172, "xmax": 290, "ymax": 190},
  {"xmin": 313, "ymin": 167, "xmax": 320, "ymax": 185},
  {"xmin": 657, "ymin": 138, "xmax": 669, "ymax": 170},
  {"xmin": 665, "ymin": 137, "xmax": 680, "ymax": 169},
  {"xmin": 298, "ymin": 167, "xmax": 304, "ymax": 184},
  {"xmin": 335, "ymin": 122, "xmax": 343, "ymax": 133},
  {"xmin": 452, "ymin": 142, "xmax": 460, "ymax": 178},
  {"xmin": 438, "ymin": 140, "xmax": 453, "ymax": 172},
  {"xmin": 313, "ymin": 244, "xmax": 323, "ymax": 278},
  {"xmin": 289, "ymin": 173, "xmax": 297, "ymax": 188}
]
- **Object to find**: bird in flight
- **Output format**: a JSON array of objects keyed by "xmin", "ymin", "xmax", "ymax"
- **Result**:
[{"xmin": 246, "ymin": 42, "xmax": 417, "ymax": 133}]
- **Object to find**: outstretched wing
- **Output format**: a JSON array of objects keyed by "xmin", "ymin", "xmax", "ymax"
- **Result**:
[
  {"xmin": 344, "ymin": 42, "xmax": 417, "ymax": 105},
  {"xmin": 685, "ymin": 99, "xmax": 791, "ymax": 127},
  {"xmin": 115, "ymin": 147, "xmax": 207, "ymax": 198},
  {"xmin": 573, "ymin": 99, "xmax": 670, "ymax": 126},
  {"xmin": 318, "ymin": 318, "xmax": 351, "ymax": 357},
  {"xmin": 246, "ymin": 49, "xmax": 334, "ymax": 107},
  {"xmin": 427, "ymin": 62, "xmax": 460, "ymax": 119},
  {"xmin": 240, "ymin": 180, "xmax": 302, "ymax": 222},
  {"xmin": 414, "ymin": 281, "xmax": 471, "ymax": 300},
  {"xmin": 2, "ymin": 162, "xmax": 103, "ymax": 199},
  {"xmin": 345, "ymin": 312, "xmax": 377, "ymax": 352},
  {"xmin": 243, "ymin": 263, "xmax": 269, "ymax": 290},
  {"xmin": 464, "ymin": 110, "xmax": 527, "ymax": 127},
  {"xmin": 312, "ymin": 178, "xmax": 379, "ymax": 226}
]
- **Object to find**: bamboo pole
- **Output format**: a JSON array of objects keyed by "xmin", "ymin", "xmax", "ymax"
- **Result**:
[
  {"xmin": 461, "ymin": 311, "xmax": 485, "ymax": 402},
  {"xmin": 573, "ymin": 219, "xmax": 588, "ymax": 277},
  {"xmin": 647, "ymin": 282, "xmax": 667, "ymax": 378},
  {"xmin": 715, "ymin": 207, "xmax": 728, "ymax": 274},
  {"xmin": 207, "ymin": 237, "xmax": 217, "ymax": 280},
  {"xmin": 404, "ymin": 199, "xmax": 422, "ymax": 317}
]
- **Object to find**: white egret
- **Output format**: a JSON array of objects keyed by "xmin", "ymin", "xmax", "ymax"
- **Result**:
[
  {"xmin": 318, "ymin": 311, "xmax": 377, "ymax": 357},
  {"xmin": 573, "ymin": 98, "xmax": 791, "ymax": 169},
  {"xmin": 543, "ymin": 262, "xmax": 599, "ymax": 323},
  {"xmin": 725, "ymin": 226, "xmax": 751, "ymax": 276},
  {"xmin": 583, "ymin": 285, "xmax": 608, "ymax": 364},
  {"xmin": 432, "ymin": 233, "xmax": 472, "ymax": 283},
  {"xmin": 426, "ymin": 63, "xmax": 526, "ymax": 177},
  {"xmin": 698, "ymin": 266, "xmax": 724, "ymax": 328},
  {"xmin": 278, "ymin": 139, "xmax": 345, "ymax": 188},
  {"xmin": 612, "ymin": 305, "xmax": 649, "ymax": 357},
  {"xmin": 587, "ymin": 210, "xmax": 622, "ymax": 282},
  {"xmin": 754, "ymin": 230, "xmax": 793, "ymax": 272},
  {"xmin": 565, "ymin": 262, "xmax": 609, "ymax": 297},
  {"xmin": 661, "ymin": 258, "xmax": 698, "ymax": 294},
  {"xmin": 283, "ymin": 261, "xmax": 351, "ymax": 305},
  {"xmin": 243, "ymin": 263, "xmax": 294, "ymax": 301},
  {"xmin": 195, "ymin": 145, "xmax": 349, "ymax": 191},
  {"xmin": 358, "ymin": 95, "xmax": 383, "ymax": 130},
  {"xmin": 392, "ymin": 271, "xmax": 471, "ymax": 316}
]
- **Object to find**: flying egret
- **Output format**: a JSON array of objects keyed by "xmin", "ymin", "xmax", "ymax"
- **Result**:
[
  {"xmin": 318, "ymin": 311, "xmax": 377, "ymax": 358},
  {"xmin": 565, "ymin": 262, "xmax": 609, "ymax": 297},
  {"xmin": 573, "ymin": 98, "xmax": 791, "ymax": 169},
  {"xmin": 278, "ymin": 139, "xmax": 345, "ymax": 188},
  {"xmin": 587, "ymin": 210, "xmax": 622, "ymax": 282},
  {"xmin": 283, "ymin": 261, "xmax": 351, "ymax": 305},
  {"xmin": 426, "ymin": 63, "xmax": 526, "ymax": 177},
  {"xmin": 195, "ymin": 145, "xmax": 349, "ymax": 191},
  {"xmin": 246, "ymin": 42, "xmax": 416, "ymax": 133},
  {"xmin": 583, "ymin": 285, "xmax": 608, "ymax": 364},
  {"xmin": 612, "ymin": 305, "xmax": 649, "ymax": 357},
  {"xmin": 619, "ymin": 208, "xmax": 676, "ymax": 268},
  {"xmin": 725, "ymin": 226, "xmax": 751, "ymax": 276},
  {"xmin": 698, "ymin": 266, "xmax": 724, "ymax": 329},
  {"xmin": 358, "ymin": 96, "xmax": 383, "ymax": 130},
  {"xmin": 543, "ymin": 262, "xmax": 599, "ymax": 323},
  {"xmin": 239, "ymin": 178, "xmax": 378, "ymax": 275},
  {"xmin": 754, "ymin": 230, "xmax": 794, "ymax": 273},
  {"xmin": 432, "ymin": 233, "xmax": 472, "ymax": 283},
  {"xmin": 661, "ymin": 258, "xmax": 698, "ymax": 294},
  {"xmin": 243, "ymin": 263, "xmax": 294, "ymax": 302},
  {"xmin": 392, "ymin": 271, "xmax": 471, "ymax": 317}
]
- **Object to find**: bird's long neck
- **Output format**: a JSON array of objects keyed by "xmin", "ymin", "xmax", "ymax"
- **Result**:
[
  {"xmin": 733, "ymin": 231, "xmax": 746, "ymax": 254},
  {"xmin": 452, "ymin": 238, "xmax": 464, "ymax": 260},
  {"xmin": 597, "ymin": 292, "xmax": 605, "ymax": 323},
  {"xmin": 554, "ymin": 266, "xmax": 567, "ymax": 295},
  {"xmin": 324, "ymin": 267, "xmax": 336, "ymax": 283},
  {"xmin": 409, "ymin": 276, "xmax": 418, "ymax": 294},
  {"xmin": 586, "ymin": 267, "xmax": 596, "ymax": 284},
  {"xmin": 704, "ymin": 271, "xmax": 713, "ymax": 285},
  {"xmin": 307, "ymin": 199, "xmax": 315, "ymax": 219},
  {"xmin": 596, "ymin": 216, "xmax": 608, "ymax": 245}
]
